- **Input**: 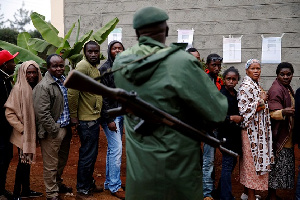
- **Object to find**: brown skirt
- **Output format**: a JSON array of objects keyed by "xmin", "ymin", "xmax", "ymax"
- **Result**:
[{"xmin": 240, "ymin": 129, "xmax": 269, "ymax": 190}]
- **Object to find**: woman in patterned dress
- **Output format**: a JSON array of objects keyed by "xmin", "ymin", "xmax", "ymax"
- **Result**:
[
  {"xmin": 237, "ymin": 59, "xmax": 274, "ymax": 200},
  {"xmin": 267, "ymin": 62, "xmax": 295, "ymax": 200}
]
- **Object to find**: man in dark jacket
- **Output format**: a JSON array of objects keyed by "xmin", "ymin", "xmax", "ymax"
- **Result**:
[
  {"xmin": 99, "ymin": 41, "xmax": 125, "ymax": 199},
  {"xmin": 33, "ymin": 54, "xmax": 72, "ymax": 200},
  {"xmin": 0, "ymin": 50, "xmax": 18, "ymax": 200}
]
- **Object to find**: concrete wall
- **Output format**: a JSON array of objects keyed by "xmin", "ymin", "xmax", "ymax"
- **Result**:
[{"xmin": 64, "ymin": 0, "xmax": 300, "ymax": 91}]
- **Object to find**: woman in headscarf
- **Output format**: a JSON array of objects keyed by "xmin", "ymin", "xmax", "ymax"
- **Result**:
[
  {"xmin": 5, "ymin": 61, "xmax": 43, "ymax": 199},
  {"xmin": 238, "ymin": 59, "xmax": 274, "ymax": 200},
  {"xmin": 267, "ymin": 62, "xmax": 295, "ymax": 200}
]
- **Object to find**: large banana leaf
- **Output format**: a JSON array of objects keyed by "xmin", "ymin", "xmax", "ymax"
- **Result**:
[
  {"xmin": 17, "ymin": 32, "xmax": 37, "ymax": 55},
  {"xmin": 68, "ymin": 54, "xmax": 83, "ymax": 64},
  {"xmin": 75, "ymin": 16, "xmax": 81, "ymax": 43},
  {"xmin": 64, "ymin": 22, "xmax": 76, "ymax": 42},
  {"xmin": 0, "ymin": 40, "xmax": 45, "ymax": 65},
  {"xmin": 28, "ymin": 38, "xmax": 51, "ymax": 53},
  {"xmin": 63, "ymin": 30, "xmax": 93, "ymax": 59},
  {"xmin": 31, "ymin": 12, "xmax": 64, "ymax": 47},
  {"xmin": 47, "ymin": 45, "xmax": 58, "ymax": 55},
  {"xmin": 56, "ymin": 22, "xmax": 76, "ymax": 55},
  {"xmin": 91, "ymin": 17, "xmax": 119, "ymax": 45}
]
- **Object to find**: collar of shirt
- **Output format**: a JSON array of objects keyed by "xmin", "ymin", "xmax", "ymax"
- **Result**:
[{"xmin": 51, "ymin": 75, "xmax": 66, "ymax": 84}]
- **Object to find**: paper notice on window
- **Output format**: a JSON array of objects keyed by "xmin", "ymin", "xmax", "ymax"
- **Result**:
[
  {"xmin": 108, "ymin": 28, "xmax": 122, "ymax": 44},
  {"xmin": 223, "ymin": 36, "xmax": 242, "ymax": 63},
  {"xmin": 261, "ymin": 36, "xmax": 282, "ymax": 63},
  {"xmin": 177, "ymin": 29, "xmax": 194, "ymax": 49}
]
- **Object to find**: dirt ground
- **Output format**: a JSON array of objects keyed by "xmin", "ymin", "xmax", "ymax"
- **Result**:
[{"xmin": 6, "ymin": 128, "xmax": 300, "ymax": 200}]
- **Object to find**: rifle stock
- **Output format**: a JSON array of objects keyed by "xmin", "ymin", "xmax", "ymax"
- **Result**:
[{"xmin": 64, "ymin": 70, "xmax": 238, "ymax": 157}]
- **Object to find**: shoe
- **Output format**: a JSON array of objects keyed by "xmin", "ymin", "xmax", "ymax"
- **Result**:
[
  {"xmin": 13, "ymin": 197, "xmax": 21, "ymax": 200},
  {"xmin": 58, "ymin": 184, "xmax": 73, "ymax": 193},
  {"xmin": 121, "ymin": 182, "xmax": 126, "ymax": 191},
  {"xmin": 21, "ymin": 190, "xmax": 43, "ymax": 198},
  {"xmin": 256, "ymin": 195, "xmax": 262, "ymax": 200},
  {"xmin": 46, "ymin": 196, "xmax": 61, "ymax": 200},
  {"xmin": 240, "ymin": 193, "xmax": 262, "ymax": 200},
  {"xmin": 111, "ymin": 188, "xmax": 125, "ymax": 200},
  {"xmin": 76, "ymin": 192, "xmax": 96, "ymax": 200},
  {"xmin": 240, "ymin": 193, "xmax": 247, "ymax": 200},
  {"xmin": 0, "ymin": 195, "xmax": 8, "ymax": 200},
  {"xmin": 89, "ymin": 185, "xmax": 103, "ymax": 193}
]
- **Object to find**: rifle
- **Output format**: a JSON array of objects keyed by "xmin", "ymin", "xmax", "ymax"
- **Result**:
[{"xmin": 64, "ymin": 70, "xmax": 238, "ymax": 157}]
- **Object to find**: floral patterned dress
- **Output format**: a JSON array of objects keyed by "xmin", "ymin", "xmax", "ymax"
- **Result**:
[{"xmin": 237, "ymin": 75, "xmax": 274, "ymax": 190}]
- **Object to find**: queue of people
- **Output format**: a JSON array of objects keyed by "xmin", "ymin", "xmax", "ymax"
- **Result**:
[{"xmin": 0, "ymin": 5, "xmax": 299, "ymax": 200}]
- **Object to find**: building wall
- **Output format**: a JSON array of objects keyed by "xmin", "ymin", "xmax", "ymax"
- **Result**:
[
  {"xmin": 51, "ymin": 0, "xmax": 64, "ymax": 37},
  {"xmin": 64, "ymin": 0, "xmax": 300, "ymax": 91}
]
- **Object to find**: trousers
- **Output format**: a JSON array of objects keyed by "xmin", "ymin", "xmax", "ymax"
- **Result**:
[
  {"xmin": 101, "ymin": 116, "xmax": 124, "ymax": 193},
  {"xmin": 203, "ymin": 131, "xmax": 217, "ymax": 198},
  {"xmin": 13, "ymin": 148, "xmax": 30, "ymax": 196},
  {"xmin": 77, "ymin": 119, "xmax": 100, "ymax": 194},
  {"xmin": 40, "ymin": 127, "xmax": 67, "ymax": 198}
]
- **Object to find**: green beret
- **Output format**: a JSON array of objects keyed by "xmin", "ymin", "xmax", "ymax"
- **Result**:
[{"xmin": 133, "ymin": 7, "xmax": 169, "ymax": 29}]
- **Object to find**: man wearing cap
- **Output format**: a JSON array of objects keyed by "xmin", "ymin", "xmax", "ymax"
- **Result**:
[
  {"xmin": 112, "ymin": 7, "xmax": 228, "ymax": 199},
  {"xmin": 0, "ymin": 50, "xmax": 18, "ymax": 200}
]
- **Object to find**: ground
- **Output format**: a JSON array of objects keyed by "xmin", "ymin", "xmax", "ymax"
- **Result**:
[{"xmin": 6, "ymin": 129, "xmax": 299, "ymax": 200}]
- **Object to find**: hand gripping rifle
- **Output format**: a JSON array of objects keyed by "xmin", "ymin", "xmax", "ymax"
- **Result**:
[{"xmin": 64, "ymin": 70, "xmax": 238, "ymax": 157}]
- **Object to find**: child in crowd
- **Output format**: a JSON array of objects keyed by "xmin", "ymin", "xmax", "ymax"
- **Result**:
[{"xmin": 217, "ymin": 66, "xmax": 243, "ymax": 200}]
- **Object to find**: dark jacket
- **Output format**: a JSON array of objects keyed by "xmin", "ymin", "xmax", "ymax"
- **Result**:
[
  {"xmin": 99, "ymin": 40, "xmax": 125, "ymax": 124},
  {"xmin": 218, "ymin": 85, "xmax": 242, "ymax": 155},
  {"xmin": 268, "ymin": 79, "xmax": 294, "ymax": 153},
  {"xmin": 33, "ymin": 71, "xmax": 64, "ymax": 139},
  {"xmin": 0, "ymin": 70, "xmax": 13, "ymax": 148}
]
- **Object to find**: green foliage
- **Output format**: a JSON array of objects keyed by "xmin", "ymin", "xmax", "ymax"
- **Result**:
[
  {"xmin": 31, "ymin": 12, "xmax": 64, "ymax": 47},
  {"xmin": 0, "ymin": 28, "xmax": 19, "ymax": 45},
  {"xmin": 17, "ymin": 32, "xmax": 37, "ymax": 54},
  {"xmin": 200, "ymin": 58, "xmax": 206, "ymax": 70},
  {"xmin": 0, "ymin": 40, "xmax": 46, "ymax": 65},
  {"xmin": 91, "ymin": 18, "xmax": 119, "ymax": 44},
  {"xmin": 0, "ymin": 11, "xmax": 119, "ymax": 71},
  {"xmin": 0, "ymin": 28, "xmax": 42, "ymax": 46},
  {"xmin": 28, "ymin": 30, "xmax": 42, "ymax": 39}
]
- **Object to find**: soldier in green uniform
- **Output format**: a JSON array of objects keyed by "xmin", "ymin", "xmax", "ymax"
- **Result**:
[{"xmin": 112, "ymin": 7, "xmax": 228, "ymax": 200}]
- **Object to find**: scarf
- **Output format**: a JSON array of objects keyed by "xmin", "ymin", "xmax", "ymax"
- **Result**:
[
  {"xmin": 4, "ymin": 61, "xmax": 42, "ymax": 162},
  {"xmin": 205, "ymin": 68, "xmax": 223, "ymax": 91}
]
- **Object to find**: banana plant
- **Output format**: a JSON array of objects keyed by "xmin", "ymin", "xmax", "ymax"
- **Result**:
[
  {"xmin": 29, "ymin": 12, "xmax": 119, "ymax": 69},
  {"xmin": 0, "ymin": 40, "xmax": 46, "ymax": 66},
  {"xmin": 0, "ymin": 12, "xmax": 119, "ymax": 70}
]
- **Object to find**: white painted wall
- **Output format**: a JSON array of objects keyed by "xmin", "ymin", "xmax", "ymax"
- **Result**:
[{"xmin": 51, "ymin": 0, "xmax": 64, "ymax": 37}]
